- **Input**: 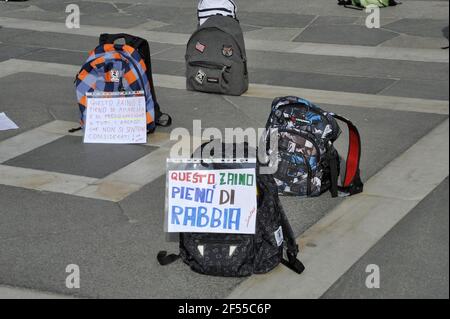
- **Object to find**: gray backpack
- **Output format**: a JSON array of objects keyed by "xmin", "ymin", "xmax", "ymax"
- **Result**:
[{"xmin": 185, "ymin": 15, "xmax": 249, "ymax": 96}]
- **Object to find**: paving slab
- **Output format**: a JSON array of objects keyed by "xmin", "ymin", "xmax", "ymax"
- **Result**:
[
  {"xmin": 151, "ymin": 22, "xmax": 261, "ymax": 35},
  {"xmin": 4, "ymin": 135, "xmax": 157, "ymax": 179},
  {"xmin": 0, "ymin": 27, "xmax": 34, "ymax": 43},
  {"xmin": 0, "ymin": 72, "xmax": 79, "ymax": 142},
  {"xmin": 133, "ymin": 19, "xmax": 170, "ymax": 31},
  {"xmin": 238, "ymin": 12, "xmax": 316, "ymax": 29},
  {"xmin": 244, "ymin": 28, "xmax": 303, "ymax": 42},
  {"xmin": 294, "ymin": 24, "xmax": 399, "ymax": 46},
  {"xmin": 0, "ymin": 2, "xmax": 31, "ymax": 12},
  {"xmin": 311, "ymin": 16, "xmax": 359, "ymax": 26},
  {"xmin": 151, "ymin": 87, "xmax": 258, "ymax": 131},
  {"xmin": 11, "ymin": 45, "xmax": 179, "ymax": 68},
  {"xmin": 0, "ymin": 44, "xmax": 41, "ymax": 63},
  {"xmin": 380, "ymin": 34, "xmax": 449, "ymax": 50},
  {"xmin": 384, "ymin": 18, "xmax": 449, "ymax": 39},
  {"xmin": 15, "ymin": 48, "xmax": 87, "ymax": 66},
  {"xmin": 122, "ymin": 4, "xmax": 195, "ymax": 25},
  {"xmin": 249, "ymin": 68, "xmax": 395, "ymax": 95},
  {"xmin": 34, "ymin": 0, "xmax": 120, "ymax": 14},
  {"xmin": 380, "ymin": 79, "xmax": 449, "ymax": 101},
  {"xmin": 0, "ymin": 27, "xmax": 178, "ymax": 57},
  {"xmin": 323, "ymin": 178, "xmax": 449, "ymax": 299},
  {"xmin": 2, "ymin": 30, "xmax": 98, "ymax": 52},
  {"xmin": 244, "ymin": 51, "xmax": 449, "ymax": 82},
  {"xmin": 0, "ymin": 185, "xmax": 127, "ymax": 241},
  {"xmin": 77, "ymin": 13, "xmax": 149, "ymax": 29},
  {"xmin": 0, "ymin": 7, "xmax": 67, "ymax": 23}
]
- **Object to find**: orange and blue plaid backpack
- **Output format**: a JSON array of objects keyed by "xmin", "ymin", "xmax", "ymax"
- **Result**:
[{"xmin": 74, "ymin": 33, "xmax": 171, "ymax": 133}]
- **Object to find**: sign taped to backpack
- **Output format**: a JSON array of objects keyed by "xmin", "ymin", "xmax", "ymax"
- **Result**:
[
  {"xmin": 166, "ymin": 163, "xmax": 258, "ymax": 235},
  {"xmin": 74, "ymin": 33, "xmax": 172, "ymax": 134},
  {"xmin": 158, "ymin": 142, "xmax": 305, "ymax": 277}
]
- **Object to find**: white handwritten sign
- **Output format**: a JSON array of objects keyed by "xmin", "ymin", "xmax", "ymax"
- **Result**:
[
  {"xmin": 84, "ymin": 94, "xmax": 147, "ymax": 144},
  {"xmin": 166, "ymin": 168, "xmax": 257, "ymax": 234}
]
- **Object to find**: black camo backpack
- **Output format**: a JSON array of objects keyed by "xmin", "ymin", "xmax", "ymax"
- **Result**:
[
  {"xmin": 157, "ymin": 142, "xmax": 305, "ymax": 277},
  {"xmin": 185, "ymin": 15, "xmax": 249, "ymax": 96},
  {"xmin": 266, "ymin": 96, "xmax": 364, "ymax": 198}
]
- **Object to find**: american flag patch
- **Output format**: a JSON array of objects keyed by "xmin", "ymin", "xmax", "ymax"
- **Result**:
[{"xmin": 196, "ymin": 42, "xmax": 206, "ymax": 53}]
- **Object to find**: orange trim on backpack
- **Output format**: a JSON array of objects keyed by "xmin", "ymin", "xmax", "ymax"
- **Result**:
[
  {"xmin": 122, "ymin": 45, "xmax": 135, "ymax": 55},
  {"xmin": 78, "ymin": 69, "xmax": 89, "ymax": 81},
  {"xmin": 79, "ymin": 95, "xmax": 87, "ymax": 107},
  {"xmin": 103, "ymin": 44, "xmax": 115, "ymax": 52},
  {"xmin": 124, "ymin": 69, "xmax": 137, "ymax": 85},
  {"xmin": 105, "ymin": 71, "xmax": 112, "ymax": 82},
  {"xmin": 90, "ymin": 56, "xmax": 105, "ymax": 68},
  {"xmin": 146, "ymin": 112, "xmax": 153, "ymax": 124},
  {"xmin": 139, "ymin": 59, "xmax": 147, "ymax": 72},
  {"xmin": 112, "ymin": 52, "xmax": 122, "ymax": 60}
]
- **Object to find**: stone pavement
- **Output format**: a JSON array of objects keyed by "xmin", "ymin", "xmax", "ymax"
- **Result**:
[{"xmin": 0, "ymin": 0, "xmax": 448, "ymax": 298}]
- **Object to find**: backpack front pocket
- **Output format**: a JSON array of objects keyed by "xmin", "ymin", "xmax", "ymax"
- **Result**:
[
  {"xmin": 181, "ymin": 234, "xmax": 254, "ymax": 277},
  {"xmin": 274, "ymin": 130, "xmax": 321, "ymax": 196},
  {"xmin": 187, "ymin": 61, "xmax": 231, "ymax": 94}
]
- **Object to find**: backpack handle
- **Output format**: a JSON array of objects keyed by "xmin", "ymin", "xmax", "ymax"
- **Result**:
[{"xmin": 99, "ymin": 33, "xmax": 143, "ymax": 48}]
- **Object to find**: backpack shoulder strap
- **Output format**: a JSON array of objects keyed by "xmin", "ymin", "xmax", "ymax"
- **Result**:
[
  {"xmin": 273, "ymin": 188, "xmax": 305, "ymax": 274},
  {"xmin": 157, "ymin": 251, "xmax": 180, "ymax": 266},
  {"xmin": 331, "ymin": 114, "xmax": 364, "ymax": 197}
]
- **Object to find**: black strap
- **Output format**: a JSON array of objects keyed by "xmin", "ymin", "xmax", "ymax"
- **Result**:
[
  {"xmin": 68, "ymin": 127, "xmax": 82, "ymax": 133},
  {"xmin": 198, "ymin": 7, "xmax": 234, "ymax": 13},
  {"xmin": 277, "ymin": 192, "xmax": 305, "ymax": 275},
  {"xmin": 157, "ymin": 251, "xmax": 180, "ymax": 266},
  {"xmin": 99, "ymin": 33, "xmax": 141, "ymax": 47},
  {"xmin": 332, "ymin": 114, "xmax": 364, "ymax": 196},
  {"xmin": 156, "ymin": 113, "xmax": 172, "ymax": 127},
  {"xmin": 281, "ymin": 253, "xmax": 306, "ymax": 274},
  {"xmin": 329, "ymin": 150, "xmax": 340, "ymax": 198}
]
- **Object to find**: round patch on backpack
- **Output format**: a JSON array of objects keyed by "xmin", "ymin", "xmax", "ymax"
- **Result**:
[
  {"xmin": 222, "ymin": 45, "xmax": 233, "ymax": 57},
  {"xmin": 110, "ymin": 69, "xmax": 121, "ymax": 83}
]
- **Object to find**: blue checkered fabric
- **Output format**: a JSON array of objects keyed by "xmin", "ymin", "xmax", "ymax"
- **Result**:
[{"xmin": 75, "ymin": 44, "xmax": 156, "ymax": 131}]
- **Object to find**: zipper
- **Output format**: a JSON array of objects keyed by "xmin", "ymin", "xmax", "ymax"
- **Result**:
[
  {"xmin": 189, "ymin": 61, "xmax": 230, "ymax": 84},
  {"xmin": 189, "ymin": 61, "xmax": 230, "ymax": 70},
  {"xmin": 274, "ymin": 103, "xmax": 331, "ymax": 130},
  {"xmin": 194, "ymin": 238, "xmax": 245, "ymax": 245}
]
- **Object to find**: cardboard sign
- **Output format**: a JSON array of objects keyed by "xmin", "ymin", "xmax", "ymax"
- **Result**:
[
  {"xmin": 166, "ymin": 167, "xmax": 257, "ymax": 234},
  {"xmin": 84, "ymin": 92, "xmax": 147, "ymax": 144}
]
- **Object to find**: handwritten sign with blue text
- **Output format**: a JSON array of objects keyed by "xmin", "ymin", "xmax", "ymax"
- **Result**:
[
  {"xmin": 166, "ymin": 168, "xmax": 257, "ymax": 234},
  {"xmin": 84, "ymin": 93, "xmax": 147, "ymax": 144}
]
